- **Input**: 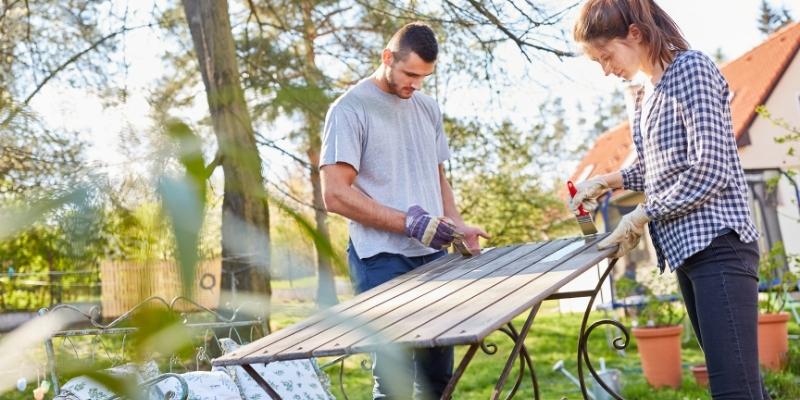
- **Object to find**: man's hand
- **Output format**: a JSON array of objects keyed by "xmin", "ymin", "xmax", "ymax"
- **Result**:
[
  {"xmin": 597, "ymin": 205, "xmax": 650, "ymax": 258},
  {"xmin": 454, "ymin": 225, "xmax": 491, "ymax": 255},
  {"xmin": 569, "ymin": 177, "xmax": 610, "ymax": 215},
  {"xmin": 405, "ymin": 205, "xmax": 458, "ymax": 250}
]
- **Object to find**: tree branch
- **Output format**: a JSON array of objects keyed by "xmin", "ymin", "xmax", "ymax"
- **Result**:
[
  {"xmin": 254, "ymin": 133, "xmax": 314, "ymax": 171},
  {"xmin": 2, "ymin": 22, "xmax": 159, "ymax": 127}
]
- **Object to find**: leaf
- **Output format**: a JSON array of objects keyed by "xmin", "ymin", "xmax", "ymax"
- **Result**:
[{"xmin": 158, "ymin": 177, "xmax": 204, "ymax": 296}]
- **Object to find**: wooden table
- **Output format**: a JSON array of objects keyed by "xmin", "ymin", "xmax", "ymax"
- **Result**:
[{"xmin": 213, "ymin": 234, "xmax": 626, "ymax": 400}]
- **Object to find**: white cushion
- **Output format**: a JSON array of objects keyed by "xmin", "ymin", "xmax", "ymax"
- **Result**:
[
  {"xmin": 215, "ymin": 338, "xmax": 334, "ymax": 400},
  {"xmin": 55, "ymin": 360, "xmax": 159, "ymax": 400},
  {"xmin": 154, "ymin": 370, "xmax": 241, "ymax": 400}
]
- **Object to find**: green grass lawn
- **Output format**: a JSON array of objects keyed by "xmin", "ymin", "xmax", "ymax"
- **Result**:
[{"xmin": 271, "ymin": 299, "xmax": 800, "ymax": 400}]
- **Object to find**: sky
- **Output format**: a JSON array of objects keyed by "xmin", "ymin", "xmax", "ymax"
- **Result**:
[{"xmin": 29, "ymin": 0, "xmax": 800, "ymax": 186}]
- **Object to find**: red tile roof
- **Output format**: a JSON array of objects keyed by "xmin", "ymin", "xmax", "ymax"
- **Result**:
[
  {"xmin": 570, "ymin": 22, "xmax": 800, "ymax": 188},
  {"xmin": 723, "ymin": 22, "xmax": 800, "ymax": 143}
]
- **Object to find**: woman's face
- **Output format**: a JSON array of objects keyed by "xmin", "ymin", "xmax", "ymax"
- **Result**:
[{"xmin": 583, "ymin": 29, "xmax": 646, "ymax": 80}]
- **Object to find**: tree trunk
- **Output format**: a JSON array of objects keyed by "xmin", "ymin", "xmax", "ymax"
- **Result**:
[
  {"xmin": 308, "ymin": 146, "xmax": 338, "ymax": 308},
  {"xmin": 181, "ymin": 0, "xmax": 272, "ymax": 319},
  {"xmin": 300, "ymin": 0, "xmax": 338, "ymax": 308}
]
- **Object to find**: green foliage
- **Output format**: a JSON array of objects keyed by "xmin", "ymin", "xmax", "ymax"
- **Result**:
[
  {"xmin": 763, "ymin": 369, "xmax": 800, "ymax": 400},
  {"xmin": 616, "ymin": 270, "xmax": 686, "ymax": 328},
  {"xmin": 0, "ymin": 189, "xmax": 106, "ymax": 311},
  {"xmin": 759, "ymin": 242, "xmax": 799, "ymax": 314},
  {"xmin": 636, "ymin": 297, "xmax": 685, "ymax": 328},
  {"xmin": 757, "ymin": 105, "xmax": 799, "ymax": 164},
  {"xmin": 445, "ymin": 114, "xmax": 576, "ymax": 246},
  {"xmin": 614, "ymin": 275, "xmax": 640, "ymax": 298}
]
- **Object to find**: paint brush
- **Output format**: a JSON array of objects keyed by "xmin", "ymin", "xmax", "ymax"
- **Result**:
[{"xmin": 567, "ymin": 180, "xmax": 599, "ymax": 235}]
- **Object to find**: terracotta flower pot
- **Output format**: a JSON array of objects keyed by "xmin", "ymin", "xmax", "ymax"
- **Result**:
[
  {"xmin": 633, "ymin": 325, "xmax": 683, "ymax": 389},
  {"xmin": 758, "ymin": 312, "xmax": 790, "ymax": 370},
  {"xmin": 690, "ymin": 364, "xmax": 708, "ymax": 387}
]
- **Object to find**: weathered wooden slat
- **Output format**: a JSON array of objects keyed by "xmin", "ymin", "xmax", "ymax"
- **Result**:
[
  {"xmin": 310, "ymin": 242, "xmax": 554, "ymax": 358},
  {"xmin": 266, "ymin": 245, "xmax": 524, "ymax": 361},
  {"xmin": 232, "ymin": 246, "xmax": 520, "ymax": 364},
  {"xmin": 350, "ymin": 238, "xmax": 579, "ymax": 351},
  {"xmin": 432, "ymin": 239, "xmax": 613, "ymax": 347},
  {"xmin": 214, "ymin": 251, "xmax": 463, "ymax": 365}
]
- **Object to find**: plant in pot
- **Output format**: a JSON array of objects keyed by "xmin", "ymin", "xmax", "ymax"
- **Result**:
[
  {"xmin": 629, "ymin": 276, "xmax": 686, "ymax": 389},
  {"xmin": 757, "ymin": 241, "xmax": 798, "ymax": 371}
]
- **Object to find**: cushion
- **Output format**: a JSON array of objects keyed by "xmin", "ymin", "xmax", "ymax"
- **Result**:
[
  {"xmin": 215, "ymin": 338, "xmax": 334, "ymax": 400},
  {"xmin": 153, "ymin": 370, "xmax": 241, "ymax": 400},
  {"xmin": 54, "ymin": 360, "xmax": 159, "ymax": 400}
]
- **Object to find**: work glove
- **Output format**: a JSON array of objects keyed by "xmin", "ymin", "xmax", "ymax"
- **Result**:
[
  {"xmin": 597, "ymin": 204, "xmax": 650, "ymax": 258},
  {"xmin": 405, "ymin": 205, "xmax": 457, "ymax": 250},
  {"xmin": 569, "ymin": 177, "xmax": 610, "ymax": 215}
]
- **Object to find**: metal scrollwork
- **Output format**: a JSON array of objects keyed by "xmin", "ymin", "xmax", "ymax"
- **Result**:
[
  {"xmin": 481, "ymin": 341, "xmax": 499, "ymax": 355},
  {"xmin": 576, "ymin": 259, "xmax": 627, "ymax": 400}
]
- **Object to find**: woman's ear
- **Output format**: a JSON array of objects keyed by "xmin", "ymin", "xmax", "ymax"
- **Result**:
[{"xmin": 627, "ymin": 24, "xmax": 643, "ymax": 43}]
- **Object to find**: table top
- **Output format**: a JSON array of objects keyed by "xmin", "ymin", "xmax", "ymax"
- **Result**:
[{"xmin": 214, "ymin": 234, "xmax": 612, "ymax": 367}]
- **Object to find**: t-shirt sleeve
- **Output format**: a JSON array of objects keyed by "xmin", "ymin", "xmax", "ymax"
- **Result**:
[
  {"xmin": 434, "ymin": 104, "xmax": 451, "ymax": 164},
  {"xmin": 320, "ymin": 104, "xmax": 364, "ymax": 171}
]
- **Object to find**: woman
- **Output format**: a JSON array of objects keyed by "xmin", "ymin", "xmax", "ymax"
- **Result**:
[{"xmin": 571, "ymin": 1, "xmax": 767, "ymax": 398}]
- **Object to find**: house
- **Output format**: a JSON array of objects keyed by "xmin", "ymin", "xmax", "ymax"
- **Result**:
[{"xmin": 570, "ymin": 22, "xmax": 800, "ymax": 276}]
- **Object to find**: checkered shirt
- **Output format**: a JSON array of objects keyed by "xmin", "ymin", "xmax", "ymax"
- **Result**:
[{"xmin": 620, "ymin": 50, "xmax": 759, "ymax": 272}]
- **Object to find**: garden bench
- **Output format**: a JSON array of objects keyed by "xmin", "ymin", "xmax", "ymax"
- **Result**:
[{"xmin": 38, "ymin": 296, "xmax": 336, "ymax": 399}]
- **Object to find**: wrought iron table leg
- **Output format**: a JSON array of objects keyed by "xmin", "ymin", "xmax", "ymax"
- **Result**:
[
  {"xmin": 492, "ymin": 302, "xmax": 541, "ymax": 400},
  {"xmin": 501, "ymin": 323, "xmax": 539, "ymax": 399},
  {"xmin": 441, "ymin": 343, "xmax": 480, "ymax": 399},
  {"xmin": 575, "ymin": 259, "xmax": 628, "ymax": 400},
  {"xmin": 242, "ymin": 363, "xmax": 282, "ymax": 399}
]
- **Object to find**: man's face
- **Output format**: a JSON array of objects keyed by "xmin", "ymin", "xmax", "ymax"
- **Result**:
[{"xmin": 384, "ymin": 51, "xmax": 436, "ymax": 99}]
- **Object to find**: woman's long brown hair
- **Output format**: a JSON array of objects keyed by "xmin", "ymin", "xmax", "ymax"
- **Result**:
[{"xmin": 573, "ymin": 0, "xmax": 689, "ymax": 69}]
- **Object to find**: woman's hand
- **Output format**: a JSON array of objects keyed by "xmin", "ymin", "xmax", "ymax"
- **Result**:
[
  {"xmin": 597, "ymin": 205, "xmax": 651, "ymax": 258},
  {"xmin": 569, "ymin": 176, "xmax": 611, "ymax": 215}
]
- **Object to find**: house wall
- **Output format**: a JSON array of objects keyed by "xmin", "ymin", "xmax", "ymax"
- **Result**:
[{"xmin": 739, "ymin": 52, "xmax": 800, "ymax": 265}]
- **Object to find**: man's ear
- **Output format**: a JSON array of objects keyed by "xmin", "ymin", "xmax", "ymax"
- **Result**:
[{"xmin": 381, "ymin": 48, "xmax": 394, "ymax": 66}]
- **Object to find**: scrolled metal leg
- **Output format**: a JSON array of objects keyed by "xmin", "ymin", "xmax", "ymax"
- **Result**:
[
  {"xmin": 503, "ymin": 323, "xmax": 539, "ymax": 400},
  {"xmin": 575, "ymin": 259, "xmax": 628, "ymax": 400},
  {"xmin": 492, "ymin": 302, "xmax": 541, "ymax": 400}
]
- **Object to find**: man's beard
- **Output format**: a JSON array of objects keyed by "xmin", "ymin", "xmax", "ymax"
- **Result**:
[{"xmin": 384, "ymin": 68, "xmax": 411, "ymax": 99}]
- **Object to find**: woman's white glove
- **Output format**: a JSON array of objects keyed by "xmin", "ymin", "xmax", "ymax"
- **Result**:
[
  {"xmin": 597, "ymin": 204, "xmax": 650, "ymax": 258},
  {"xmin": 569, "ymin": 177, "xmax": 610, "ymax": 215}
]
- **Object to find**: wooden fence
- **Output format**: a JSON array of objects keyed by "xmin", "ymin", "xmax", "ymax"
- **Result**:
[{"xmin": 100, "ymin": 259, "xmax": 221, "ymax": 318}]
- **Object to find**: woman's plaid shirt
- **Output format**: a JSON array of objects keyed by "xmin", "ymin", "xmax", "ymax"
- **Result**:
[{"xmin": 621, "ymin": 50, "xmax": 759, "ymax": 272}]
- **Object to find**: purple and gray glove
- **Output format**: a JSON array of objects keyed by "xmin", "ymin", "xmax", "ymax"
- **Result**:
[{"xmin": 404, "ymin": 205, "xmax": 457, "ymax": 250}]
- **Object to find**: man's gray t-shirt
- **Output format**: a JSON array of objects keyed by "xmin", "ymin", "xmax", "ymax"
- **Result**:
[{"xmin": 320, "ymin": 79, "xmax": 451, "ymax": 259}]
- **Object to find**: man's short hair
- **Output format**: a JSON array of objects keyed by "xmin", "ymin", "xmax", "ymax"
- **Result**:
[{"xmin": 387, "ymin": 22, "xmax": 438, "ymax": 63}]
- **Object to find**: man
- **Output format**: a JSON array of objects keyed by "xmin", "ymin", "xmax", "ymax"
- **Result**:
[{"xmin": 320, "ymin": 22, "xmax": 488, "ymax": 399}]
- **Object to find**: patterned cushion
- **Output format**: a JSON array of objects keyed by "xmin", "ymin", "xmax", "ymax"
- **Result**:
[
  {"xmin": 54, "ymin": 360, "xmax": 160, "ymax": 400},
  {"xmin": 215, "ymin": 338, "xmax": 335, "ymax": 400},
  {"xmin": 154, "ymin": 371, "xmax": 241, "ymax": 400}
]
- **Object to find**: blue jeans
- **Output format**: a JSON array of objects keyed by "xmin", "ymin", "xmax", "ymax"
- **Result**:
[
  {"xmin": 348, "ymin": 242, "xmax": 453, "ymax": 400},
  {"xmin": 676, "ymin": 231, "xmax": 770, "ymax": 399}
]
